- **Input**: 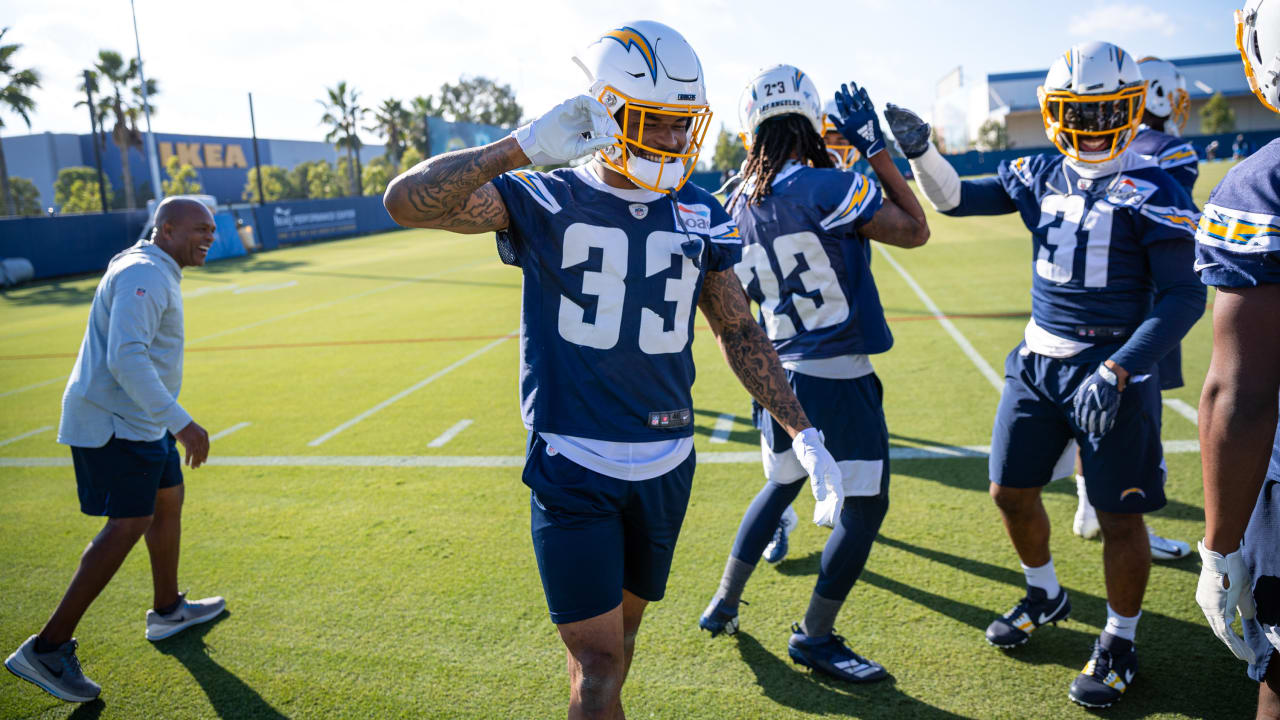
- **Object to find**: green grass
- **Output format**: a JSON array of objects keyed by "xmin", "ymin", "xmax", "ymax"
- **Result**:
[{"xmin": 0, "ymin": 160, "xmax": 1248, "ymax": 719}]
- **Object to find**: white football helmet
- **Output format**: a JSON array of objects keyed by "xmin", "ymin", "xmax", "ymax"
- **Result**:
[
  {"xmin": 737, "ymin": 64, "xmax": 823, "ymax": 151},
  {"xmin": 821, "ymin": 98, "xmax": 861, "ymax": 169},
  {"xmin": 572, "ymin": 21, "xmax": 713, "ymax": 191},
  {"xmin": 1038, "ymin": 41, "xmax": 1147, "ymax": 163},
  {"xmin": 1237, "ymin": 0, "xmax": 1280, "ymax": 113},
  {"xmin": 1137, "ymin": 56, "xmax": 1189, "ymax": 132}
]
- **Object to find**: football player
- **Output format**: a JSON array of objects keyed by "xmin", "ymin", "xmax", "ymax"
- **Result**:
[
  {"xmin": 382, "ymin": 21, "xmax": 842, "ymax": 719},
  {"xmin": 1066, "ymin": 55, "xmax": 1198, "ymax": 561},
  {"xmin": 1194, "ymin": 2, "xmax": 1280, "ymax": 717},
  {"xmin": 884, "ymin": 42, "xmax": 1206, "ymax": 708},
  {"xmin": 698, "ymin": 65, "xmax": 929, "ymax": 684}
]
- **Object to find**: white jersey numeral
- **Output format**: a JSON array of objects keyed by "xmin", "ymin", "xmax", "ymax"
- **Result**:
[
  {"xmin": 1036, "ymin": 195, "xmax": 1113, "ymax": 287},
  {"xmin": 733, "ymin": 231, "xmax": 849, "ymax": 341},
  {"xmin": 558, "ymin": 223, "xmax": 700, "ymax": 354}
]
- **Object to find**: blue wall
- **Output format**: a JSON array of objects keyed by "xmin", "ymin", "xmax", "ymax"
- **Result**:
[
  {"xmin": 0, "ymin": 209, "xmax": 147, "ymax": 279},
  {"xmin": 250, "ymin": 195, "xmax": 402, "ymax": 250}
]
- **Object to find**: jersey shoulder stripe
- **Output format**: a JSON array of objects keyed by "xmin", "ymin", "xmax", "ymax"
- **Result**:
[
  {"xmin": 709, "ymin": 222, "xmax": 741, "ymax": 244},
  {"xmin": 1139, "ymin": 203, "xmax": 1199, "ymax": 234},
  {"xmin": 820, "ymin": 173, "xmax": 878, "ymax": 231},
  {"xmin": 509, "ymin": 170, "xmax": 562, "ymax": 214},
  {"xmin": 1196, "ymin": 203, "xmax": 1280, "ymax": 254},
  {"xmin": 1157, "ymin": 144, "xmax": 1199, "ymax": 169}
]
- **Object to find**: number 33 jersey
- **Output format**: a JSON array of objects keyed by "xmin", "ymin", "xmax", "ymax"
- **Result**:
[
  {"xmin": 729, "ymin": 164, "xmax": 887, "ymax": 361},
  {"xmin": 492, "ymin": 165, "xmax": 742, "ymax": 443}
]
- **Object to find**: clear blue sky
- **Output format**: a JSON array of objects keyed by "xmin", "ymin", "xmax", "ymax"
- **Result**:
[{"xmin": 1, "ymin": 0, "xmax": 1244, "ymax": 146}]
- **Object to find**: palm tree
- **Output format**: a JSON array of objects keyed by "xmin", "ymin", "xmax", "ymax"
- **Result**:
[
  {"xmin": 366, "ymin": 98, "xmax": 410, "ymax": 173},
  {"xmin": 94, "ymin": 50, "xmax": 158, "ymax": 210},
  {"xmin": 408, "ymin": 95, "xmax": 437, "ymax": 159},
  {"xmin": 0, "ymin": 27, "xmax": 41, "ymax": 217},
  {"xmin": 319, "ymin": 82, "xmax": 367, "ymax": 196}
]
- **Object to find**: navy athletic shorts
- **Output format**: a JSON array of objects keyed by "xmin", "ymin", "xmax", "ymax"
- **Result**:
[
  {"xmin": 989, "ymin": 343, "xmax": 1166, "ymax": 514},
  {"xmin": 70, "ymin": 433, "xmax": 182, "ymax": 518},
  {"xmin": 524, "ymin": 433, "xmax": 695, "ymax": 625}
]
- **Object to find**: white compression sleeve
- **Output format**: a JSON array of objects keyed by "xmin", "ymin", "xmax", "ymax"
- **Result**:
[{"xmin": 907, "ymin": 145, "xmax": 961, "ymax": 212}]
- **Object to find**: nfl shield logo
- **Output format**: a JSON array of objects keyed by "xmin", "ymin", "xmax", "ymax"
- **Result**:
[
  {"xmin": 629, "ymin": 203, "xmax": 648, "ymax": 220},
  {"xmin": 135, "ymin": 288, "xmax": 146, "ymax": 297}
]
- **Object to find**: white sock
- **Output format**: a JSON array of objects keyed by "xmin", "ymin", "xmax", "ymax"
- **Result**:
[
  {"xmin": 1076, "ymin": 474, "xmax": 1090, "ymax": 502},
  {"xmin": 1104, "ymin": 604, "xmax": 1140, "ymax": 642},
  {"xmin": 1021, "ymin": 558, "xmax": 1061, "ymax": 598}
]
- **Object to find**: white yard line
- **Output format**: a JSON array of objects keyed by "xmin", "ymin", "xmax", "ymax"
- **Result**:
[
  {"xmin": 709, "ymin": 414, "xmax": 736, "ymax": 444},
  {"xmin": 0, "ymin": 439, "xmax": 1202, "ymax": 469},
  {"xmin": 875, "ymin": 244, "xmax": 1004, "ymax": 392},
  {"xmin": 308, "ymin": 334, "xmax": 514, "ymax": 447},
  {"xmin": 210, "ymin": 422, "xmax": 252, "ymax": 442},
  {"xmin": 0, "ymin": 376, "xmax": 64, "ymax": 398},
  {"xmin": 428, "ymin": 419, "xmax": 474, "ymax": 448},
  {"xmin": 1163, "ymin": 398, "xmax": 1199, "ymax": 426},
  {"xmin": 233, "ymin": 281, "xmax": 298, "ymax": 294},
  {"xmin": 0, "ymin": 426, "xmax": 53, "ymax": 447}
]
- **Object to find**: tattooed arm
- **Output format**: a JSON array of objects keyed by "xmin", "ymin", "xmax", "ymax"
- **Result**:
[
  {"xmin": 383, "ymin": 136, "xmax": 528, "ymax": 233},
  {"xmin": 699, "ymin": 268, "xmax": 813, "ymax": 438}
]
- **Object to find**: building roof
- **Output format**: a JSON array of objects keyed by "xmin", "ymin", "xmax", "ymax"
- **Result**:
[{"xmin": 987, "ymin": 53, "xmax": 1248, "ymax": 113}]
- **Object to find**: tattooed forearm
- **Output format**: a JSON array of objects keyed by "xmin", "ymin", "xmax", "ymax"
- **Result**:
[
  {"xmin": 699, "ymin": 268, "xmax": 813, "ymax": 437},
  {"xmin": 383, "ymin": 136, "xmax": 527, "ymax": 233}
]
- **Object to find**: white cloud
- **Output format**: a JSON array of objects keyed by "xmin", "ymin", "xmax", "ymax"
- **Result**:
[{"xmin": 1068, "ymin": 5, "xmax": 1178, "ymax": 39}]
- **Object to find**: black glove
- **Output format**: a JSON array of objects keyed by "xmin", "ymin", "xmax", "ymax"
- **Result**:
[{"xmin": 883, "ymin": 103, "xmax": 932, "ymax": 159}]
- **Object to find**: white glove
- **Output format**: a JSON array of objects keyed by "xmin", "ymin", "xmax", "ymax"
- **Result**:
[
  {"xmin": 1196, "ymin": 540, "xmax": 1258, "ymax": 663},
  {"xmin": 512, "ymin": 95, "xmax": 619, "ymax": 166},
  {"xmin": 792, "ymin": 428, "xmax": 843, "ymax": 528}
]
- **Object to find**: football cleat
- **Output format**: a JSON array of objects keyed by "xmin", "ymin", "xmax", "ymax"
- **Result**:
[
  {"xmin": 1069, "ymin": 633, "xmax": 1138, "ymax": 708},
  {"xmin": 763, "ymin": 505, "xmax": 799, "ymax": 564},
  {"xmin": 1147, "ymin": 525, "xmax": 1192, "ymax": 560},
  {"xmin": 699, "ymin": 597, "xmax": 744, "ymax": 637},
  {"xmin": 986, "ymin": 587, "xmax": 1071, "ymax": 648},
  {"xmin": 787, "ymin": 623, "xmax": 887, "ymax": 683}
]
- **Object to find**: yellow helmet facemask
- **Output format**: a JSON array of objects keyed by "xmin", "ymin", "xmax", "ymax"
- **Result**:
[
  {"xmin": 1038, "ymin": 83, "xmax": 1147, "ymax": 163},
  {"xmin": 594, "ymin": 85, "xmax": 713, "ymax": 193},
  {"xmin": 821, "ymin": 118, "xmax": 861, "ymax": 169},
  {"xmin": 1170, "ymin": 87, "xmax": 1191, "ymax": 133}
]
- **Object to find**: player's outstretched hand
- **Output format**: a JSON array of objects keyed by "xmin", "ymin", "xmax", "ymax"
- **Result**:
[
  {"xmin": 513, "ymin": 95, "xmax": 620, "ymax": 166},
  {"xmin": 175, "ymin": 420, "xmax": 210, "ymax": 469},
  {"xmin": 883, "ymin": 103, "xmax": 932, "ymax": 159},
  {"xmin": 792, "ymin": 428, "xmax": 843, "ymax": 527},
  {"xmin": 1072, "ymin": 363, "xmax": 1122, "ymax": 437},
  {"xmin": 1196, "ymin": 540, "xmax": 1257, "ymax": 663},
  {"xmin": 832, "ymin": 82, "xmax": 885, "ymax": 159}
]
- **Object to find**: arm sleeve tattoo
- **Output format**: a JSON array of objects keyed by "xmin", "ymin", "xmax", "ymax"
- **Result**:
[
  {"xmin": 698, "ymin": 267, "xmax": 812, "ymax": 437},
  {"xmin": 383, "ymin": 136, "xmax": 526, "ymax": 233}
]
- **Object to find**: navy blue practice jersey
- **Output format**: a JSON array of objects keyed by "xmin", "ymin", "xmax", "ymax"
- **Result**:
[
  {"xmin": 1194, "ymin": 138, "xmax": 1280, "ymax": 479},
  {"xmin": 491, "ymin": 166, "xmax": 741, "ymax": 443},
  {"xmin": 729, "ymin": 164, "xmax": 887, "ymax": 360},
  {"xmin": 948, "ymin": 152, "xmax": 1199, "ymax": 359},
  {"xmin": 1130, "ymin": 126, "xmax": 1199, "ymax": 197}
]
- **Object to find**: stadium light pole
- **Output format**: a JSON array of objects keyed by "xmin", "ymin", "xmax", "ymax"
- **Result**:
[
  {"xmin": 129, "ymin": 0, "xmax": 164, "ymax": 202},
  {"xmin": 83, "ymin": 70, "xmax": 109, "ymax": 214},
  {"xmin": 248, "ymin": 92, "xmax": 265, "ymax": 204}
]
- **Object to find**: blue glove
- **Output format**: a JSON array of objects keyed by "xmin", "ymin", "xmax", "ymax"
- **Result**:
[
  {"xmin": 1072, "ymin": 363, "xmax": 1122, "ymax": 437},
  {"xmin": 832, "ymin": 82, "xmax": 885, "ymax": 158}
]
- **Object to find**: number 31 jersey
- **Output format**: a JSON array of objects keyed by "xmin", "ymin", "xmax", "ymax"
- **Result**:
[
  {"xmin": 729, "ymin": 164, "xmax": 887, "ymax": 360},
  {"xmin": 492, "ymin": 165, "xmax": 741, "ymax": 443}
]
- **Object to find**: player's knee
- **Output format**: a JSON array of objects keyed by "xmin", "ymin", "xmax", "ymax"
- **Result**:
[
  {"xmin": 105, "ymin": 515, "xmax": 153, "ymax": 540},
  {"xmin": 572, "ymin": 650, "xmax": 623, "ymax": 711},
  {"xmin": 1096, "ymin": 510, "xmax": 1144, "ymax": 542},
  {"xmin": 989, "ymin": 483, "xmax": 1033, "ymax": 515}
]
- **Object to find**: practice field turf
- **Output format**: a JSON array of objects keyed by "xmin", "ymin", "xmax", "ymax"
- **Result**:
[{"xmin": 0, "ymin": 160, "xmax": 1250, "ymax": 719}]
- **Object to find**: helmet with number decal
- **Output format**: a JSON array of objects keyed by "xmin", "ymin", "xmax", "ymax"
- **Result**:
[
  {"xmin": 1137, "ymin": 56, "xmax": 1189, "ymax": 134},
  {"xmin": 1038, "ymin": 41, "xmax": 1147, "ymax": 163},
  {"xmin": 572, "ymin": 21, "xmax": 713, "ymax": 192},
  {"xmin": 737, "ymin": 64, "xmax": 823, "ymax": 151},
  {"xmin": 1237, "ymin": 0, "xmax": 1280, "ymax": 113},
  {"xmin": 821, "ymin": 99, "xmax": 861, "ymax": 169}
]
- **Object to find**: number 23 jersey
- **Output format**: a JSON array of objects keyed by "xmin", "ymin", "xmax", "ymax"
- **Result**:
[{"xmin": 492, "ymin": 165, "xmax": 742, "ymax": 443}]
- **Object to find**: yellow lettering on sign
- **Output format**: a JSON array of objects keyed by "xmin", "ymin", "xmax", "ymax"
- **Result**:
[
  {"xmin": 158, "ymin": 142, "xmax": 174, "ymax": 164},
  {"xmin": 176, "ymin": 142, "xmax": 203, "ymax": 168},
  {"xmin": 224, "ymin": 144, "xmax": 248, "ymax": 168},
  {"xmin": 204, "ymin": 144, "xmax": 224, "ymax": 168}
]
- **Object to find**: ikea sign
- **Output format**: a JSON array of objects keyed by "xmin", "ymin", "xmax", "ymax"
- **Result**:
[{"xmin": 157, "ymin": 140, "xmax": 249, "ymax": 169}]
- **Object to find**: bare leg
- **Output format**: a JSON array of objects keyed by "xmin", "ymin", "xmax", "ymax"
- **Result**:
[
  {"xmin": 1095, "ymin": 510, "xmax": 1149, "ymax": 617},
  {"xmin": 989, "ymin": 483, "xmax": 1051, "ymax": 568},
  {"xmin": 145, "ymin": 484, "xmax": 184, "ymax": 611},
  {"xmin": 1258, "ymin": 651, "xmax": 1280, "ymax": 720},
  {"xmin": 40, "ymin": 516, "xmax": 153, "ymax": 645},
  {"xmin": 619, "ymin": 590, "xmax": 648, "ymax": 684},
  {"xmin": 558, "ymin": 603, "xmax": 626, "ymax": 720}
]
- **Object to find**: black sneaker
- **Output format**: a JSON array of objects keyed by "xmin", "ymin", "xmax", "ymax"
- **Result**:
[
  {"xmin": 5, "ymin": 635, "xmax": 101, "ymax": 703},
  {"xmin": 985, "ymin": 586, "xmax": 1070, "ymax": 648},
  {"xmin": 787, "ymin": 623, "xmax": 887, "ymax": 683},
  {"xmin": 1069, "ymin": 633, "xmax": 1138, "ymax": 708}
]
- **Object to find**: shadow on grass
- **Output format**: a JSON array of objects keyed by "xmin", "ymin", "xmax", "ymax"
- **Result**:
[
  {"xmin": 65, "ymin": 699, "xmax": 104, "ymax": 720},
  {"xmin": 151, "ymin": 611, "xmax": 287, "ymax": 720},
  {"xmin": 868, "ymin": 535, "xmax": 1255, "ymax": 718},
  {"xmin": 196, "ymin": 258, "xmax": 309, "ymax": 276},
  {"xmin": 691, "ymin": 408, "xmax": 755, "ymax": 445},
  {"xmin": 1, "ymin": 282, "xmax": 98, "ymax": 308},
  {"xmin": 734, "ymin": 630, "xmax": 974, "ymax": 719}
]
